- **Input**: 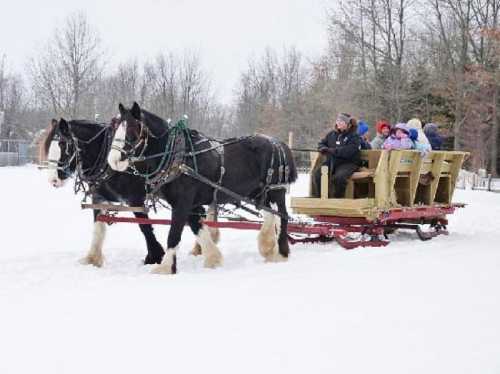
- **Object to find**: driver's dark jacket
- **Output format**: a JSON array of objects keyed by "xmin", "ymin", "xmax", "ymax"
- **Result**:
[{"xmin": 317, "ymin": 127, "xmax": 361, "ymax": 170}]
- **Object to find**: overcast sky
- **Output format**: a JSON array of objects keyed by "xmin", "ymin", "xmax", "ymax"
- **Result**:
[{"xmin": 1, "ymin": 0, "xmax": 329, "ymax": 103}]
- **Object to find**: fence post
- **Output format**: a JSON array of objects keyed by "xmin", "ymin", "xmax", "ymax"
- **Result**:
[
  {"xmin": 287, "ymin": 131, "xmax": 293, "ymax": 194},
  {"xmin": 488, "ymin": 174, "xmax": 492, "ymax": 191}
]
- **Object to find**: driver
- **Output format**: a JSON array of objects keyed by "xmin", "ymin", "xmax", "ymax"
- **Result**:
[{"xmin": 312, "ymin": 112, "xmax": 361, "ymax": 198}]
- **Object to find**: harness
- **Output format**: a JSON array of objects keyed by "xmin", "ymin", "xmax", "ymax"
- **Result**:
[
  {"xmin": 73, "ymin": 125, "xmax": 116, "ymax": 195},
  {"xmin": 257, "ymin": 135, "xmax": 289, "ymax": 207},
  {"xmin": 114, "ymin": 117, "xmax": 291, "ymax": 217}
]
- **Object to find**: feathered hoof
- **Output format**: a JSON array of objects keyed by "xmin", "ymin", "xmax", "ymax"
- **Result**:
[
  {"xmin": 144, "ymin": 253, "xmax": 164, "ymax": 265},
  {"xmin": 151, "ymin": 264, "xmax": 176, "ymax": 275},
  {"xmin": 203, "ymin": 253, "xmax": 223, "ymax": 269},
  {"xmin": 264, "ymin": 253, "xmax": 288, "ymax": 263},
  {"xmin": 190, "ymin": 242, "xmax": 202, "ymax": 256},
  {"xmin": 151, "ymin": 251, "xmax": 177, "ymax": 274},
  {"xmin": 79, "ymin": 254, "xmax": 104, "ymax": 268}
]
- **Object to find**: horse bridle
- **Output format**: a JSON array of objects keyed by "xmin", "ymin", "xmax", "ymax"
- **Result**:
[
  {"xmin": 47, "ymin": 132, "xmax": 77, "ymax": 178},
  {"xmin": 111, "ymin": 116, "xmax": 150, "ymax": 165}
]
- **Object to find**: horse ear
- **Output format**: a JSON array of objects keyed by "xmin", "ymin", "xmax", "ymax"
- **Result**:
[
  {"xmin": 131, "ymin": 102, "xmax": 141, "ymax": 119},
  {"xmin": 59, "ymin": 118, "xmax": 70, "ymax": 136},
  {"xmin": 118, "ymin": 103, "xmax": 126, "ymax": 116}
]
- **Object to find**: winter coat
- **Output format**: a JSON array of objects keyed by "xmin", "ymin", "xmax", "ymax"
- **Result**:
[
  {"xmin": 383, "ymin": 135, "xmax": 414, "ymax": 150},
  {"xmin": 318, "ymin": 125, "xmax": 361, "ymax": 170},
  {"xmin": 424, "ymin": 123, "xmax": 443, "ymax": 150},
  {"xmin": 412, "ymin": 140, "xmax": 432, "ymax": 156},
  {"xmin": 370, "ymin": 134, "xmax": 387, "ymax": 149},
  {"xmin": 407, "ymin": 119, "xmax": 430, "ymax": 147},
  {"xmin": 360, "ymin": 138, "xmax": 372, "ymax": 150}
]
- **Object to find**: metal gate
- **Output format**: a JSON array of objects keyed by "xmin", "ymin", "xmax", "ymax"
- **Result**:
[{"xmin": 0, "ymin": 139, "xmax": 34, "ymax": 166}]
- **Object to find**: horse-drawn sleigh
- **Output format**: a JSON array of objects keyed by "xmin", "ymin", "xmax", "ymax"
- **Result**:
[{"xmin": 40, "ymin": 102, "xmax": 468, "ymax": 274}]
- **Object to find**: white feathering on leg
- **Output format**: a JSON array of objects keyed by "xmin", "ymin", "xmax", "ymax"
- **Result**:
[
  {"xmin": 80, "ymin": 221, "xmax": 106, "ymax": 267},
  {"xmin": 258, "ymin": 207, "xmax": 285, "ymax": 262},
  {"xmin": 197, "ymin": 225, "xmax": 223, "ymax": 268},
  {"xmin": 151, "ymin": 248, "xmax": 177, "ymax": 274}
]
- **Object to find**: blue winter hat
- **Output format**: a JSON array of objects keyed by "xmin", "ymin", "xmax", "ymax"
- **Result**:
[
  {"xmin": 409, "ymin": 128, "xmax": 418, "ymax": 141},
  {"xmin": 357, "ymin": 121, "xmax": 369, "ymax": 136}
]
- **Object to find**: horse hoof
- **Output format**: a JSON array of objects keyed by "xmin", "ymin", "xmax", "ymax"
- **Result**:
[
  {"xmin": 151, "ymin": 264, "xmax": 175, "ymax": 275},
  {"xmin": 204, "ymin": 254, "xmax": 223, "ymax": 269},
  {"xmin": 265, "ymin": 253, "xmax": 288, "ymax": 263},
  {"xmin": 79, "ymin": 255, "xmax": 104, "ymax": 267},
  {"xmin": 144, "ymin": 254, "xmax": 164, "ymax": 265},
  {"xmin": 190, "ymin": 243, "xmax": 202, "ymax": 256}
]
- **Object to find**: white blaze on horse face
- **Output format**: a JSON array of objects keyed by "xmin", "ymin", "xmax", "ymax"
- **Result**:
[
  {"xmin": 47, "ymin": 140, "xmax": 64, "ymax": 188},
  {"xmin": 107, "ymin": 122, "xmax": 129, "ymax": 172}
]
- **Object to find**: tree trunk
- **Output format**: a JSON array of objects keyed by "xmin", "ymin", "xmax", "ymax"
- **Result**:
[{"xmin": 491, "ymin": 84, "xmax": 499, "ymax": 176}]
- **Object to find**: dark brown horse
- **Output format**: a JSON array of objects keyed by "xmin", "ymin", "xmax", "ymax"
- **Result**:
[
  {"xmin": 41, "ymin": 118, "xmax": 165, "ymax": 266},
  {"xmin": 108, "ymin": 102, "xmax": 297, "ymax": 274}
]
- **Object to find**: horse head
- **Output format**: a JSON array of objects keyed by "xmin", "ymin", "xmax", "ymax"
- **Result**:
[
  {"xmin": 108, "ymin": 102, "xmax": 170, "ymax": 172},
  {"xmin": 41, "ymin": 118, "xmax": 77, "ymax": 188}
]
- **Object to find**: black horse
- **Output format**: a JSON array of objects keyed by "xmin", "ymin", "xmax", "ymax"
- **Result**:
[
  {"xmin": 41, "ymin": 118, "xmax": 165, "ymax": 266},
  {"xmin": 108, "ymin": 102, "xmax": 297, "ymax": 274}
]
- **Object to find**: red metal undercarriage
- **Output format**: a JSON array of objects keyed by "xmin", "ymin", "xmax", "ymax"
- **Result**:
[{"xmin": 96, "ymin": 205, "xmax": 459, "ymax": 250}]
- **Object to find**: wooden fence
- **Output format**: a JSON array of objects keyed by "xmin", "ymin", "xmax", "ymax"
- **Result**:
[{"xmin": 456, "ymin": 170, "xmax": 500, "ymax": 192}]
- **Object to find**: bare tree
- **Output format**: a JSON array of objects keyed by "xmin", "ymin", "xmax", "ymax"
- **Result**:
[{"xmin": 29, "ymin": 11, "xmax": 104, "ymax": 118}]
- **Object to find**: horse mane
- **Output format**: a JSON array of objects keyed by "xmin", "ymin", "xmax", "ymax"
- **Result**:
[
  {"xmin": 68, "ymin": 120, "xmax": 107, "ymax": 141},
  {"xmin": 140, "ymin": 109, "xmax": 170, "ymax": 136},
  {"xmin": 40, "ymin": 119, "xmax": 58, "ymax": 162}
]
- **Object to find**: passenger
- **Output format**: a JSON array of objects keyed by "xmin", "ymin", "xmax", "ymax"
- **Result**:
[
  {"xmin": 313, "ymin": 112, "xmax": 361, "ymax": 198},
  {"xmin": 409, "ymin": 128, "xmax": 431, "ymax": 156},
  {"xmin": 370, "ymin": 120, "xmax": 391, "ymax": 149},
  {"xmin": 357, "ymin": 121, "xmax": 372, "ymax": 150},
  {"xmin": 407, "ymin": 118, "xmax": 431, "ymax": 147},
  {"xmin": 424, "ymin": 123, "xmax": 443, "ymax": 150},
  {"xmin": 383, "ymin": 123, "xmax": 414, "ymax": 150}
]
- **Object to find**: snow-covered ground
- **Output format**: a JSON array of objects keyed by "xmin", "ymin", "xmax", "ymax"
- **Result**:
[{"xmin": 1, "ymin": 165, "xmax": 499, "ymax": 374}]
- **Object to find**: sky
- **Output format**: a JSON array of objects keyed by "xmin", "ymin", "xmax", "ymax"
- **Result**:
[{"xmin": 0, "ymin": 0, "xmax": 330, "ymax": 104}]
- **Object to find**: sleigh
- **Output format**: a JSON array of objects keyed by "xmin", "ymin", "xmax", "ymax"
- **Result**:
[
  {"xmin": 289, "ymin": 150, "xmax": 468, "ymax": 247},
  {"xmin": 88, "ymin": 149, "xmax": 468, "ymax": 250}
]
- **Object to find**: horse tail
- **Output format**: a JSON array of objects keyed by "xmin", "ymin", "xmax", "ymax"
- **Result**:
[
  {"xmin": 283, "ymin": 143, "xmax": 298, "ymax": 184},
  {"xmin": 40, "ymin": 119, "xmax": 58, "ymax": 162}
]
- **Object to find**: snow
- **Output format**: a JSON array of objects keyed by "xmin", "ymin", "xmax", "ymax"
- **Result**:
[{"xmin": 1, "ymin": 165, "xmax": 500, "ymax": 374}]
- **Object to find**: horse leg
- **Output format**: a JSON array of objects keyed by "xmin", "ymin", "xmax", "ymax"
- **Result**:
[
  {"xmin": 274, "ymin": 190, "xmax": 290, "ymax": 259},
  {"xmin": 190, "ymin": 205, "xmax": 220, "ymax": 256},
  {"xmin": 79, "ymin": 209, "xmax": 106, "ymax": 267},
  {"xmin": 133, "ymin": 212, "xmax": 165, "ymax": 265},
  {"xmin": 188, "ymin": 207, "xmax": 223, "ymax": 269},
  {"xmin": 151, "ymin": 207, "xmax": 190, "ymax": 275},
  {"xmin": 257, "ymin": 194, "xmax": 287, "ymax": 263}
]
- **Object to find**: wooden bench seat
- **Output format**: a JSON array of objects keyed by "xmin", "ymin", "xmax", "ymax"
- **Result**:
[{"xmin": 292, "ymin": 149, "xmax": 468, "ymax": 218}]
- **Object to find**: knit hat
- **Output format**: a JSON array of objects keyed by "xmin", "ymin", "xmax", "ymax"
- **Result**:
[
  {"xmin": 409, "ymin": 128, "xmax": 418, "ymax": 141},
  {"xmin": 394, "ymin": 123, "xmax": 410, "ymax": 134},
  {"xmin": 376, "ymin": 120, "xmax": 390, "ymax": 133},
  {"xmin": 407, "ymin": 118, "xmax": 423, "ymax": 130},
  {"xmin": 337, "ymin": 113, "xmax": 351, "ymax": 124},
  {"xmin": 357, "ymin": 121, "xmax": 369, "ymax": 136}
]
